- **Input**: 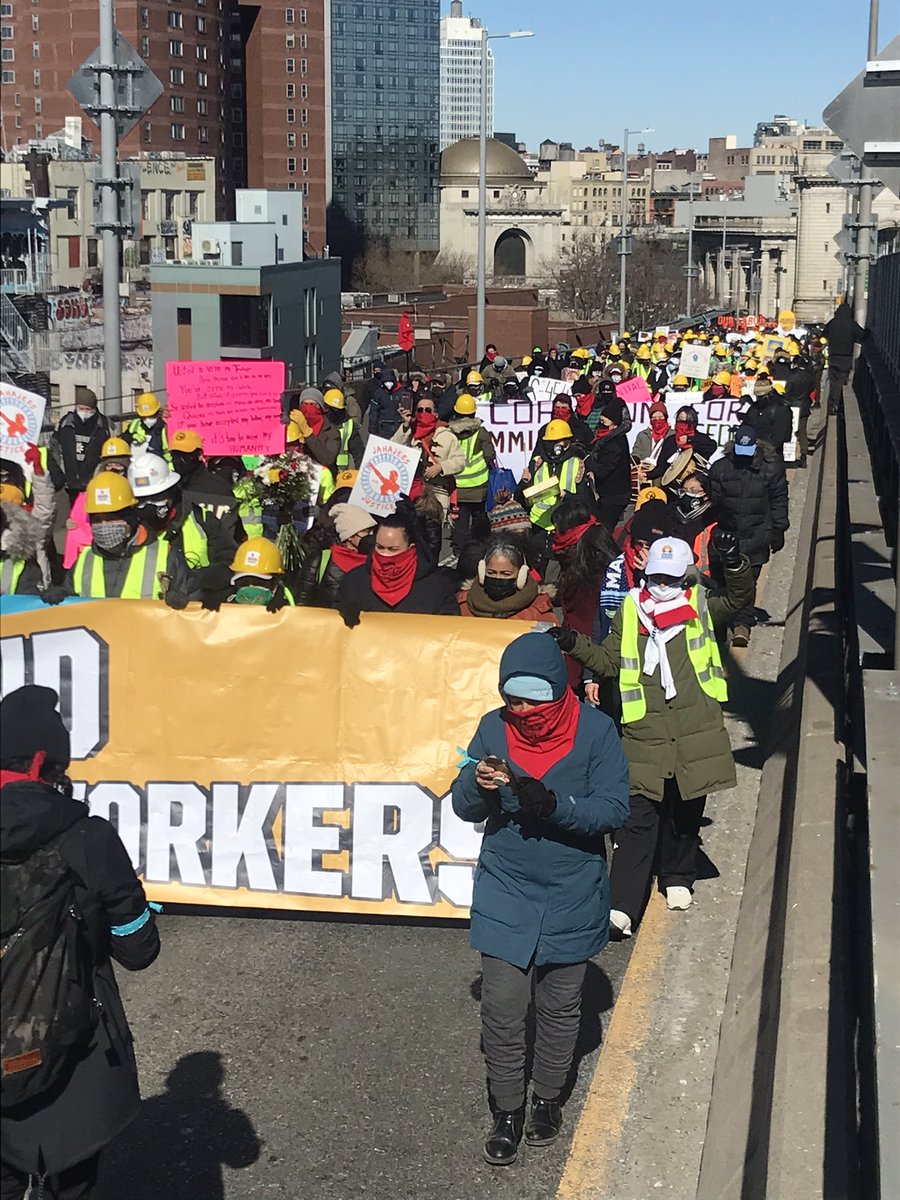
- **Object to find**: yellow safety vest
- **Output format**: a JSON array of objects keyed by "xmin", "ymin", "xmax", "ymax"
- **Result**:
[
  {"xmin": 1, "ymin": 558, "xmax": 26, "ymax": 595},
  {"xmin": 234, "ymin": 480, "xmax": 264, "ymax": 539},
  {"xmin": 335, "ymin": 420, "xmax": 355, "ymax": 469},
  {"xmin": 176, "ymin": 512, "xmax": 210, "ymax": 567},
  {"xmin": 126, "ymin": 419, "xmax": 169, "ymax": 453},
  {"xmin": 72, "ymin": 542, "xmax": 170, "ymax": 599},
  {"xmin": 618, "ymin": 586, "xmax": 727, "ymax": 723},
  {"xmin": 319, "ymin": 467, "xmax": 335, "ymax": 504},
  {"xmin": 528, "ymin": 457, "xmax": 582, "ymax": 531},
  {"xmin": 633, "ymin": 361, "xmax": 652, "ymax": 379},
  {"xmin": 455, "ymin": 429, "xmax": 490, "ymax": 491}
]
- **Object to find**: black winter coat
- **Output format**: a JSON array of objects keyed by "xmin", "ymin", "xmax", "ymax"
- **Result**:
[
  {"xmin": 784, "ymin": 363, "xmax": 816, "ymax": 416},
  {"xmin": 743, "ymin": 396, "xmax": 793, "ymax": 450},
  {"xmin": 367, "ymin": 377, "xmax": 404, "ymax": 439},
  {"xmin": 0, "ymin": 781, "xmax": 160, "ymax": 1175},
  {"xmin": 823, "ymin": 303, "xmax": 866, "ymax": 359},
  {"xmin": 337, "ymin": 553, "xmax": 458, "ymax": 616},
  {"xmin": 707, "ymin": 448, "xmax": 789, "ymax": 565},
  {"xmin": 586, "ymin": 427, "xmax": 632, "ymax": 506},
  {"xmin": 49, "ymin": 412, "xmax": 110, "ymax": 493}
]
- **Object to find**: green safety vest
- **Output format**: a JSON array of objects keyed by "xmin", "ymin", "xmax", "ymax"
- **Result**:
[
  {"xmin": 127, "ymin": 420, "xmax": 170, "ymax": 455},
  {"xmin": 177, "ymin": 513, "xmax": 210, "ymax": 567},
  {"xmin": 335, "ymin": 420, "xmax": 355, "ymax": 469},
  {"xmin": 317, "ymin": 548, "xmax": 330, "ymax": 582},
  {"xmin": 233, "ymin": 479, "xmax": 263, "ymax": 538},
  {"xmin": 618, "ymin": 586, "xmax": 727, "ymax": 723},
  {"xmin": 73, "ymin": 542, "xmax": 170, "ymax": 599},
  {"xmin": 633, "ymin": 361, "xmax": 652, "ymax": 379},
  {"xmin": 319, "ymin": 468, "xmax": 335, "ymax": 504},
  {"xmin": 528, "ymin": 457, "xmax": 583, "ymax": 531},
  {"xmin": 1, "ymin": 558, "xmax": 25, "ymax": 595},
  {"xmin": 455, "ymin": 430, "xmax": 490, "ymax": 491}
]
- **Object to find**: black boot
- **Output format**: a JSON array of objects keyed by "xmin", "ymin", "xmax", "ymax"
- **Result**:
[
  {"xmin": 483, "ymin": 1108, "xmax": 524, "ymax": 1166},
  {"xmin": 525, "ymin": 1095, "xmax": 562, "ymax": 1146}
]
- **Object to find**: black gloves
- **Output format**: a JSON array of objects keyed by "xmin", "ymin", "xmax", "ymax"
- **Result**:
[
  {"xmin": 712, "ymin": 527, "xmax": 742, "ymax": 569},
  {"xmin": 546, "ymin": 626, "xmax": 577, "ymax": 653},
  {"xmin": 769, "ymin": 530, "xmax": 785, "ymax": 553},
  {"xmin": 266, "ymin": 593, "xmax": 290, "ymax": 613},
  {"xmin": 511, "ymin": 777, "xmax": 557, "ymax": 818},
  {"xmin": 164, "ymin": 589, "xmax": 190, "ymax": 610},
  {"xmin": 41, "ymin": 585, "xmax": 68, "ymax": 606},
  {"xmin": 339, "ymin": 602, "xmax": 361, "ymax": 629}
]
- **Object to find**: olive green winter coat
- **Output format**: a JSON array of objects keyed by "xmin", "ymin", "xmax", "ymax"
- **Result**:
[{"xmin": 567, "ymin": 561, "xmax": 755, "ymax": 801}]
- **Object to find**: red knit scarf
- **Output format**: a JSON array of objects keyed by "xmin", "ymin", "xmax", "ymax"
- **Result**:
[
  {"xmin": 551, "ymin": 516, "xmax": 598, "ymax": 554},
  {"xmin": 371, "ymin": 546, "xmax": 417, "ymax": 606},
  {"xmin": 575, "ymin": 392, "xmax": 594, "ymax": 418},
  {"xmin": 503, "ymin": 689, "xmax": 580, "ymax": 779},
  {"xmin": 0, "ymin": 751, "xmax": 45, "ymax": 790},
  {"xmin": 637, "ymin": 586, "xmax": 698, "ymax": 629},
  {"xmin": 331, "ymin": 543, "xmax": 367, "ymax": 573}
]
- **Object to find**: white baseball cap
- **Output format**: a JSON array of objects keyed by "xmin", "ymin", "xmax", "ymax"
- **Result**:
[{"xmin": 645, "ymin": 537, "xmax": 695, "ymax": 579}]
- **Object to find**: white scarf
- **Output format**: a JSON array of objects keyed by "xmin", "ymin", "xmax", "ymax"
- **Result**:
[{"xmin": 628, "ymin": 588, "xmax": 694, "ymax": 701}]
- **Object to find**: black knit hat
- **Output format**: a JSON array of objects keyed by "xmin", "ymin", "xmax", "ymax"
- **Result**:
[
  {"xmin": 629, "ymin": 500, "xmax": 675, "ymax": 544},
  {"xmin": 0, "ymin": 685, "xmax": 71, "ymax": 768}
]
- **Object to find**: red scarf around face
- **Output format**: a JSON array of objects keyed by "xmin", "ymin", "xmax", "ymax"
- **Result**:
[
  {"xmin": 503, "ymin": 688, "xmax": 581, "ymax": 779},
  {"xmin": 370, "ymin": 545, "xmax": 418, "ymax": 606},
  {"xmin": 551, "ymin": 516, "xmax": 598, "ymax": 554},
  {"xmin": 413, "ymin": 411, "xmax": 438, "ymax": 441},
  {"xmin": 649, "ymin": 418, "xmax": 669, "ymax": 441},
  {"xmin": 637, "ymin": 586, "xmax": 698, "ymax": 629},
  {"xmin": 674, "ymin": 421, "xmax": 694, "ymax": 446},
  {"xmin": 552, "ymin": 404, "xmax": 573, "ymax": 423},
  {"xmin": 575, "ymin": 392, "xmax": 594, "ymax": 418},
  {"xmin": 301, "ymin": 402, "xmax": 325, "ymax": 437},
  {"xmin": 331, "ymin": 543, "xmax": 368, "ymax": 573}
]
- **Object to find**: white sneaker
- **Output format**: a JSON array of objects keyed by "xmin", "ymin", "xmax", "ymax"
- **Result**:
[
  {"xmin": 665, "ymin": 886, "xmax": 693, "ymax": 911},
  {"xmin": 609, "ymin": 909, "xmax": 633, "ymax": 937}
]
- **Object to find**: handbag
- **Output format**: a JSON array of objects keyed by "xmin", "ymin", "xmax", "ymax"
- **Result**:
[{"xmin": 486, "ymin": 462, "xmax": 517, "ymax": 512}]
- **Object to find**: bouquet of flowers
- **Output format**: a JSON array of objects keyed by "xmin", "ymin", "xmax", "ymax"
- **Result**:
[{"xmin": 243, "ymin": 454, "xmax": 316, "ymax": 571}]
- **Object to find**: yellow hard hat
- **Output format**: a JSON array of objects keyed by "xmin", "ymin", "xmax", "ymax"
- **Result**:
[
  {"xmin": 713, "ymin": 345, "xmax": 729, "ymax": 357},
  {"xmin": 607, "ymin": 343, "xmax": 621, "ymax": 356},
  {"xmin": 683, "ymin": 329, "xmax": 695, "ymax": 339},
  {"xmin": 170, "ymin": 429, "xmax": 203, "ymax": 454},
  {"xmin": 323, "ymin": 388, "xmax": 346, "ymax": 410},
  {"xmin": 634, "ymin": 486, "xmax": 668, "ymax": 509},
  {"xmin": 621, "ymin": 331, "xmax": 632, "ymax": 340},
  {"xmin": 230, "ymin": 536, "xmax": 284, "ymax": 576},
  {"xmin": 85, "ymin": 471, "xmax": 137, "ymax": 514},
  {"xmin": 0, "ymin": 483, "xmax": 25, "ymax": 506},
  {"xmin": 521, "ymin": 355, "xmax": 532, "ymax": 366},
  {"xmin": 544, "ymin": 420, "xmax": 573, "ymax": 441},
  {"xmin": 454, "ymin": 392, "xmax": 477, "ymax": 416},
  {"xmin": 334, "ymin": 469, "xmax": 358, "ymax": 490},
  {"xmin": 466, "ymin": 369, "xmax": 483, "ymax": 385},
  {"xmin": 785, "ymin": 339, "xmax": 800, "ymax": 356},
  {"xmin": 772, "ymin": 380, "xmax": 787, "ymax": 395},
  {"xmin": 135, "ymin": 391, "xmax": 161, "ymax": 418},
  {"xmin": 778, "ymin": 309, "xmax": 796, "ymax": 330},
  {"xmin": 100, "ymin": 436, "xmax": 131, "ymax": 459},
  {"xmin": 636, "ymin": 344, "xmax": 651, "ymax": 360},
  {"xmin": 714, "ymin": 371, "xmax": 732, "ymax": 386},
  {"xmin": 673, "ymin": 374, "xmax": 690, "ymax": 387},
  {"xmin": 572, "ymin": 347, "xmax": 589, "ymax": 359}
]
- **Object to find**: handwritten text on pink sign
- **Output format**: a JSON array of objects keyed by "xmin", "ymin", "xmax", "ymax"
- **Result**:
[{"xmin": 166, "ymin": 361, "xmax": 286, "ymax": 455}]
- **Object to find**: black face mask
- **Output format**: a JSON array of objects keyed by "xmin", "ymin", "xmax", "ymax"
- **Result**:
[
  {"xmin": 357, "ymin": 532, "xmax": 376, "ymax": 556},
  {"xmin": 171, "ymin": 452, "xmax": 199, "ymax": 481},
  {"xmin": 676, "ymin": 492, "xmax": 711, "ymax": 522},
  {"xmin": 482, "ymin": 576, "xmax": 519, "ymax": 602}
]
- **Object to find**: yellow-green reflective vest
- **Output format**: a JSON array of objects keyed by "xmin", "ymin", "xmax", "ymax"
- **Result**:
[
  {"xmin": 234, "ymin": 480, "xmax": 263, "ymax": 539},
  {"xmin": 455, "ymin": 430, "xmax": 490, "ymax": 490},
  {"xmin": 618, "ymin": 586, "xmax": 727, "ymax": 723},
  {"xmin": 319, "ymin": 467, "xmax": 335, "ymax": 504},
  {"xmin": 528, "ymin": 457, "xmax": 582, "ymax": 531},
  {"xmin": 1, "ymin": 558, "xmax": 25, "ymax": 595},
  {"xmin": 335, "ymin": 420, "xmax": 355, "ymax": 469},
  {"xmin": 126, "ymin": 419, "xmax": 169, "ymax": 453},
  {"xmin": 633, "ymin": 361, "xmax": 652, "ymax": 379},
  {"xmin": 72, "ymin": 542, "xmax": 170, "ymax": 599},
  {"xmin": 177, "ymin": 513, "xmax": 210, "ymax": 567}
]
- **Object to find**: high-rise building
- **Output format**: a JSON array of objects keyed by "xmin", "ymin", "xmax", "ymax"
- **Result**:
[
  {"xmin": 239, "ymin": 0, "xmax": 330, "ymax": 255},
  {"xmin": 439, "ymin": 0, "xmax": 492, "ymax": 151},
  {"xmin": 329, "ymin": 0, "xmax": 439, "ymax": 280},
  {"xmin": 0, "ymin": 0, "xmax": 236, "ymax": 217}
]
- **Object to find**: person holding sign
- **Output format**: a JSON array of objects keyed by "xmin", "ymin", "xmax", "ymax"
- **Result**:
[{"xmin": 452, "ymin": 633, "xmax": 629, "ymax": 1165}]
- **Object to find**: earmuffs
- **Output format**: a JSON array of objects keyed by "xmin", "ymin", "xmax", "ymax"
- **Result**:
[{"xmin": 477, "ymin": 560, "xmax": 529, "ymax": 589}]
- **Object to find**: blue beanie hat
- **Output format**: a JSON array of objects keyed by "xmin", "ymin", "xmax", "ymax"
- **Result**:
[{"xmin": 499, "ymin": 633, "xmax": 568, "ymax": 703}]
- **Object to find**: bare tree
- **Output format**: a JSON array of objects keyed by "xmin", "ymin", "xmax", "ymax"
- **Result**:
[
  {"xmin": 350, "ymin": 246, "xmax": 474, "ymax": 292},
  {"xmin": 543, "ymin": 234, "xmax": 618, "ymax": 321}
]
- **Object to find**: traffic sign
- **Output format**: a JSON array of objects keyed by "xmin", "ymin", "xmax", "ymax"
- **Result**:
[
  {"xmin": 67, "ymin": 32, "xmax": 163, "ymax": 141},
  {"xmin": 823, "ymin": 34, "xmax": 900, "ymax": 199}
]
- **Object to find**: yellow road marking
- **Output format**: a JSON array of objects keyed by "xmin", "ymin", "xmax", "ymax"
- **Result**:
[{"xmin": 556, "ymin": 893, "xmax": 672, "ymax": 1199}]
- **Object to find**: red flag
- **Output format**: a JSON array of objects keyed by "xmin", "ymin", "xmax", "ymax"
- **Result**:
[{"xmin": 398, "ymin": 313, "xmax": 415, "ymax": 352}]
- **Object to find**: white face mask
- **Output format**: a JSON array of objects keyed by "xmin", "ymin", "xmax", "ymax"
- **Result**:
[
  {"xmin": 75, "ymin": 407, "xmax": 94, "ymax": 421},
  {"xmin": 143, "ymin": 417, "xmax": 158, "ymax": 427},
  {"xmin": 647, "ymin": 581, "xmax": 683, "ymax": 603}
]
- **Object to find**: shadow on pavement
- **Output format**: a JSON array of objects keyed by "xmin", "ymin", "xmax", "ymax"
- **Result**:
[{"xmin": 99, "ymin": 1051, "xmax": 260, "ymax": 1200}]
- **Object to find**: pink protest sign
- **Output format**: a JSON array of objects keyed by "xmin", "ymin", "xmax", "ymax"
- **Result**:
[
  {"xmin": 165, "ymin": 360, "xmax": 286, "ymax": 455},
  {"xmin": 616, "ymin": 376, "xmax": 652, "ymax": 407}
]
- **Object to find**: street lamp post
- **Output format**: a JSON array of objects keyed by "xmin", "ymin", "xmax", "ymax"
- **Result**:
[
  {"xmin": 617, "ymin": 126, "xmax": 653, "ymax": 336},
  {"xmin": 685, "ymin": 173, "xmax": 699, "ymax": 317},
  {"xmin": 476, "ymin": 28, "xmax": 533, "ymax": 360}
]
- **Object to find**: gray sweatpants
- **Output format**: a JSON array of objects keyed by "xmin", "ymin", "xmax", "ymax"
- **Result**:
[{"xmin": 480, "ymin": 954, "xmax": 587, "ymax": 1112}]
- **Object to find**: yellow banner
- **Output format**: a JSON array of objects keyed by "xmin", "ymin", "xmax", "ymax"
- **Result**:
[{"xmin": 0, "ymin": 602, "xmax": 525, "ymax": 918}]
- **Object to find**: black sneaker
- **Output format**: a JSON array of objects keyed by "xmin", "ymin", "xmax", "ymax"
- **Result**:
[
  {"xmin": 483, "ymin": 1108, "xmax": 524, "ymax": 1166},
  {"xmin": 525, "ymin": 1096, "xmax": 562, "ymax": 1146}
]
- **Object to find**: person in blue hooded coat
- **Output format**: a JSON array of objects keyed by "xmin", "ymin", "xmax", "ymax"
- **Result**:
[{"xmin": 452, "ymin": 633, "xmax": 629, "ymax": 1167}]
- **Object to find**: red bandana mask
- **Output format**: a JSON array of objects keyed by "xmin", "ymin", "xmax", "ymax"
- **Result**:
[
  {"xmin": 552, "ymin": 404, "xmax": 572, "ymax": 422},
  {"xmin": 371, "ymin": 545, "xmax": 417, "ymax": 606},
  {"xmin": 301, "ymin": 402, "xmax": 325, "ymax": 437},
  {"xmin": 650, "ymin": 417, "xmax": 669, "ymax": 438},
  {"xmin": 575, "ymin": 392, "xmax": 594, "ymax": 418},
  {"xmin": 413, "ymin": 411, "xmax": 438, "ymax": 440},
  {"xmin": 503, "ymin": 689, "xmax": 580, "ymax": 779},
  {"xmin": 331, "ymin": 543, "xmax": 367, "ymax": 573},
  {"xmin": 675, "ymin": 421, "xmax": 695, "ymax": 446}
]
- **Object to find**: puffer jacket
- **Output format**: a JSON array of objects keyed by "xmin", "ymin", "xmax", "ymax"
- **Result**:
[
  {"xmin": 566, "ymin": 559, "xmax": 755, "ymax": 801},
  {"xmin": 743, "ymin": 395, "xmax": 793, "ymax": 451},
  {"xmin": 707, "ymin": 446, "xmax": 789, "ymax": 564}
]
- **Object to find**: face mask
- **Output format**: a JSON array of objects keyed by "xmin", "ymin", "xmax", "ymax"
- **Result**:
[
  {"xmin": 92, "ymin": 520, "xmax": 131, "ymax": 554},
  {"xmin": 552, "ymin": 406, "xmax": 571, "ymax": 421},
  {"xmin": 650, "ymin": 417, "xmax": 669, "ymax": 435},
  {"xmin": 647, "ymin": 581, "xmax": 684, "ymax": 602},
  {"xmin": 548, "ymin": 441, "xmax": 569, "ymax": 460},
  {"xmin": 356, "ymin": 532, "xmax": 376, "ymax": 556},
  {"xmin": 171, "ymin": 452, "xmax": 198, "ymax": 480},
  {"xmin": 483, "ymin": 576, "xmax": 519, "ymax": 602},
  {"xmin": 76, "ymin": 407, "xmax": 95, "ymax": 421},
  {"xmin": 141, "ymin": 500, "xmax": 172, "ymax": 531},
  {"xmin": 675, "ymin": 421, "xmax": 694, "ymax": 443},
  {"xmin": 230, "ymin": 584, "xmax": 273, "ymax": 606},
  {"xmin": 609, "ymin": 372, "xmax": 623, "ymax": 383},
  {"xmin": 676, "ymin": 492, "xmax": 709, "ymax": 520},
  {"xmin": 143, "ymin": 417, "xmax": 158, "ymax": 428}
]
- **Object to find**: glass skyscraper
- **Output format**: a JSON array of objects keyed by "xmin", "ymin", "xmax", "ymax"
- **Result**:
[{"xmin": 329, "ymin": 0, "xmax": 440, "ymax": 277}]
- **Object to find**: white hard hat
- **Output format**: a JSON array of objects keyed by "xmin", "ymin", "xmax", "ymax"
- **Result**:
[
  {"xmin": 645, "ymin": 537, "xmax": 695, "ymax": 578},
  {"xmin": 128, "ymin": 452, "xmax": 181, "ymax": 498}
]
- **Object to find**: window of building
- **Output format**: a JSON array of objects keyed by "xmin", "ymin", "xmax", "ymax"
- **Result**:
[
  {"xmin": 197, "ymin": 98, "xmax": 207, "ymax": 114},
  {"xmin": 286, "ymin": 57, "xmax": 295, "ymax": 73},
  {"xmin": 140, "ymin": 6, "xmax": 149, "ymax": 25},
  {"xmin": 169, "ymin": 40, "xmax": 183, "ymax": 55},
  {"xmin": 287, "ymin": 156, "xmax": 296, "ymax": 173},
  {"xmin": 300, "ymin": 58, "xmax": 306, "ymax": 74},
  {"xmin": 165, "ymin": 236, "xmax": 177, "ymax": 259},
  {"xmin": 1, "ymin": 47, "xmax": 14, "ymax": 60},
  {"xmin": 189, "ymin": 191, "xmax": 199, "ymax": 217},
  {"xmin": 287, "ymin": 181, "xmax": 296, "ymax": 190},
  {"xmin": 286, "ymin": 106, "xmax": 295, "ymax": 123},
  {"xmin": 177, "ymin": 307, "xmax": 192, "ymax": 326},
  {"xmin": 87, "ymin": 238, "xmax": 98, "ymax": 267},
  {"xmin": 287, "ymin": 132, "xmax": 296, "ymax": 148},
  {"xmin": 825, "ymin": 202, "xmax": 831, "ymax": 214},
  {"xmin": 301, "ymin": 156, "xmax": 308, "ymax": 174},
  {"xmin": 170, "ymin": 95, "xmax": 184, "ymax": 112},
  {"xmin": 143, "ymin": 121, "xmax": 152, "ymax": 143},
  {"xmin": 197, "ymin": 70, "xmax": 208, "ymax": 86},
  {"xmin": 163, "ymin": 191, "xmax": 177, "ymax": 219},
  {"xmin": 31, "ymin": 14, "xmax": 39, "ymax": 30},
  {"xmin": 141, "ymin": 190, "xmax": 151, "ymax": 219},
  {"xmin": 168, "ymin": 10, "xmax": 182, "ymax": 26},
  {"xmin": 286, "ymin": 83, "xmax": 295, "ymax": 97},
  {"xmin": 171, "ymin": 123, "xmax": 185, "ymax": 140},
  {"xmin": 300, "ymin": 108, "xmax": 308, "ymax": 125},
  {"xmin": 32, "ymin": 41, "xmax": 39, "ymax": 57},
  {"xmin": 0, "ymin": 4, "xmax": 12, "ymax": 15},
  {"xmin": 169, "ymin": 67, "xmax": 183, "ymax": 84},
  {"xmin": 32, "ymin": 68, "xmax": 39, "ymax": 84},
  {"xmin": 139, "ymin": 238, "xmax": 151, "ymax": 265},
  {"xmin": 34, "ymin": 96, "xmax": 41, "ymax": 114},
  {"xmin": 461, "ymin": 189, "xmax": 469, "ymax": 198},
  {"xmin": 64, "ymin": 187, "xmax": 77, "ymax": 219},
  {"xmin": 299, "ymin": 32, "xmax": 306, "ymax": 48},
  {"xmin": 232, "ymin": 131, "xmax": 243, "ymax": 147},
  {"xmin": 196, "ymin": 43, "xmax": 207, "ymax": 59},
  {"xmin": 196, "ymin": 15, "xmax": 206, "ymax": 31},
  {"xmin": 231, "ymin": 241, "xmax": 242, "ymax": 265},
  {"xmin": 220, "ymin": 293, "xmax": 271, "ymax": 348},
  {"xmin": 299, "ymin": 7, "xmax": 306, "ymax": 23},
  {"xmin": 0, "ymin": 70, "xmax": 14, "ymax": 84},
  {"xmin": 285, "ymin": 6, "xmax": 294, "ymax": 21},
  {"xmin": 300, "ymin": 83, "xmax": 307, "ymax": 99},
  {"xmin": 286, "ymin": 33, "xmax": 294, "ymax": 48},
  {"xmin": 803, "ymin": 140, "xmax": 821, "ymax": 151},
  {"xmin": 198, "ymin": 125, "xmax": 208, "ymax": 143},
  {"xmin": 300, "ymin": 132, "xmax": 308, "ymax": 148},
  {"xmin": 141, "ymin": 36, "xmax": 150, "ymax": 54},
  {"xmin": 231, "ymin": 82, "xmax": 243, "ymax": 98}
]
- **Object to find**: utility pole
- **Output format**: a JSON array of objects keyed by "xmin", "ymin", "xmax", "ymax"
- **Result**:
[
  {"xmin": 852, "ymin": 0, "xmax": 880, "ymax": 327},
  {"xmin": 685, "ymin": 174, "xmax": 697, "ymax": 316},
  {"xmin": 617, "ymin": 125, "xmax": 653, "ymax": 335},
  {"xmin": 475, "ymin": 27, "xmax": 488, "ymax": 363},
  {"xmin": 97, "ymin": 0, "xmax": 122, "ymax": 414},
  {"xmin": 719, "ymin": 212, "xmax": 728, "ymax": 307}
]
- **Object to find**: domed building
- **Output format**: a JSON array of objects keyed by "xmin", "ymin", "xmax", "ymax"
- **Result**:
[{"xmin": 438, "ymin": 137, "xmax": 570, "ymax": 284}]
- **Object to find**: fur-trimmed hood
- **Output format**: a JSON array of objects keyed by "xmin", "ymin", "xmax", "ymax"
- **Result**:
[{"xmin": 1, "ymin": 501, "xmax": 44, "ymax": 560}]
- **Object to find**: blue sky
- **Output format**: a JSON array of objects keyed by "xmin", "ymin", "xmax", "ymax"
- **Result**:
[{"xmin": 472, "ymin": 0, "xmax": 895, "ymax": 152}]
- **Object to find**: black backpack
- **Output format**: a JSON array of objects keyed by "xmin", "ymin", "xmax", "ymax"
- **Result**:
[{"xmin": 0, "ymin": 830, "xmax": 98, "ymax": 1109}]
